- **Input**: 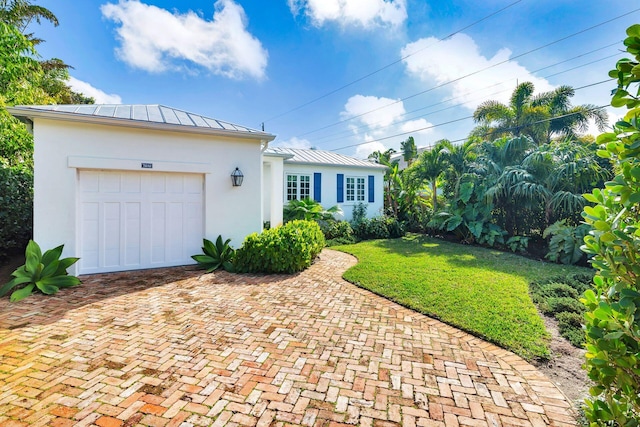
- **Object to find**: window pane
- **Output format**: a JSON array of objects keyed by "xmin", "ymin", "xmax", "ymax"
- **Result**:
[
  {"xmin": 300, "ymin": 175, "xmax": 310, "ymax": 199},
  {"xmin": 357, "ymin": 177, "xmax": 365, "ymax": 201},
  {"xmin": 287, "ymin": 175, "xmax": 298, "ymax": 201},
  {"xmin": 346, "ymin": 177, "xmax": 355, "ymax": 202}
]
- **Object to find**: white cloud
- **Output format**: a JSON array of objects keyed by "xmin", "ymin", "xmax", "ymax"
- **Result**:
[
  {"xmin": 101, "ymin": 0, "xmax": 268, "ymax": 80},
  {"xmin": 341, "ymin": 94, "xmax": 434, "ymax": 158},
  {"xmin": 401, "ymin": 33, "xmax": 555, "ymax": 110},
  {"xmin": 67, "ymin": 77, "xmax": 122, "ymax": 104},
  {"xmin": 289, "ymin": 0, "xmax": 407, "ymax": 28},
  {"xmin": 272, "ymin": 137, "xmax": 312, "ymax": 149}
]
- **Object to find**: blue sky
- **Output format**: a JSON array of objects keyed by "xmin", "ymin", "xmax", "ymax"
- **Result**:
[{"xmin": 32, "ymin": 0, "xmax": 639, "ymax": 158}]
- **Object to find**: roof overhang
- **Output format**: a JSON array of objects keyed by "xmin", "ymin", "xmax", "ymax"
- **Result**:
[
  {"xmin": 283, "ymin": 160, "xmax": 387, "ymax": 170},
  {"xmin": 7, "ymin": 106, "xmax": 276, "ymax": 143}
]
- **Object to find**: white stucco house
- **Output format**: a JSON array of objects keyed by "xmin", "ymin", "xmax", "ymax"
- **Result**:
[
  {"xmin": 9, "ymin": 104, "xmax": 277, "ymax": 275},
  {"xmin": 263, "ymin": 147, "xmax": 386, "ymax": 223},
  {"xmin": 8, "ymin": 104, "xmax": 386, "ymax": 275}
]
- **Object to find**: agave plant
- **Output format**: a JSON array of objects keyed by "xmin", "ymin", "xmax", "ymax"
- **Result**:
[
  {"xmin": 191, "ymin": 236, "xmax": 235, "ymax": 272},
  {"xmin": 0, "ymin": 240, "xmax": 81, "ymax": 302}
]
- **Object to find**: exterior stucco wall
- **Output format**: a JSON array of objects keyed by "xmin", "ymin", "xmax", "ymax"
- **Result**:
[
  {"xmin": 33, "ymin": 118, "xmax": 263, "ymax": 273},
  {"xmin": 282, "ymin": 163, "xmax": 385, "ymax": 221}
]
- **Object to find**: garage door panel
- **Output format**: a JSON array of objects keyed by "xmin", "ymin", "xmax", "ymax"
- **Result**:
[
  {"xmin": 166, "ymin": 202, "xmax": 184, "ymax": 262},
  {"xmin": 103, "ymin": 202, "xmax": 121, "ymax": 267},
  {"xmin": 101, "ymin": 173, "xmax": 121, "ymax": 193},
  {"xmin": 123, "ymin": 174, "xmax": 141, "ymax": 193},
  {"xmin": 124, "ymin": 202, "xmax": 141, "ymax": 266},
  {"xmin": 78, "ymin": 170, "xmax": 203, "ymax": 274},
  {"xmin": 81, "ymin": 202, "xmax": 100, "ymax": 269},
  {"xmin": 150, "ymin": 202, "xmax": 167, "ymax": 264}
]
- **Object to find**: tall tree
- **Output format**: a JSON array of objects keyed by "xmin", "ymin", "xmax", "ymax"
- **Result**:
[
  {"xmin": 400, "ymin": 136, "xmax": 417, "ymax": 166},
  {"xmin": 472, "ymin": 82, "xmax": 607, "ymax": 145},
  {"xmin": 411, "ymin": 140, "xmax": 450, "ymax": 211},
  {"xmin": 0, "ymin": 0, "xmax": 58, "ymax": 44}
]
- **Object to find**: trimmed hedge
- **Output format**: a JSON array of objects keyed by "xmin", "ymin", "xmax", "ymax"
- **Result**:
[
  {"xmin": 234, "ymin": 220, "xmax": 325, "ymax": 274},
  {"xmin": 0, "ymin": 165, "xmax": 33, "ymax": 260}
]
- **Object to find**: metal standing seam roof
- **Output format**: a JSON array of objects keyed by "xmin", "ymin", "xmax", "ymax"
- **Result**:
[
  {"xmin": 265, "ymin": 147, "xmax": 387, "ymax": 169},
  {"xmin": 8, "ymin": 104, "xmax": 274, "ymax": 139}
]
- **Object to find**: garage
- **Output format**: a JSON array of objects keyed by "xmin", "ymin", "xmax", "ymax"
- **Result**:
[
  {"xmin": 8, "ymin": 104, "xmax": 275, "ymax": 275},
  {"xmin": 78, "ymin": 170, "xmax": 204, "ymax": 274}
]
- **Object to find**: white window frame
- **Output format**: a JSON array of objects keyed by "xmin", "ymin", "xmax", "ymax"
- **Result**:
[
  {"xmin": 285, "ymin": 173, "xmax": 311, "ymax": 201},
  {"xmin": 345, "ymin": 176, "xmax": 366, "ymax": 203}
]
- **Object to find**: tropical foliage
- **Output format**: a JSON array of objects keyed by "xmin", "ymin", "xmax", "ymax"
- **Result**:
[
  {"xmin": 191, "ymin": 236, "xmax": 235, "ymax": 272},
  {"xmin": 472, "ymin": 81, "xmax": 607, "ymax": 145},
  {"xmin": 0, "ymin": 2, "xmax": 93, "ymax": 258},
  {"xmin": 0, "ymin": 240, "xmax": 80, "ymax": 302},
  {"xmin": 283, "ymin": 198, "xmax": 342, "ymax": 222},
  {"xmin": 580, "ymin": 25, "xmax": 640, "ymax": 425}
]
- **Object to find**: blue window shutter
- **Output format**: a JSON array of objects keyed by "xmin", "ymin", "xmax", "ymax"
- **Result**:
[
  {"xmin": 337, "ymin": 174, "xmax": 344, "ymax": 203},
  {"xmin": 368, "ymin": 175, "xmax": 375, "ymax": 203},
  {"xmin": 313, "ymin": 173, "xmax": 321, "ymax": 202}
]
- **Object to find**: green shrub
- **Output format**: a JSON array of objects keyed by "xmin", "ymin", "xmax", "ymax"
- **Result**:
[
  {"xmin": 326, "ymin": 236, "xmax": 357, "ymax": 247},
  {"xmin": 580, "ymin": 25, "xmax": 640, "ymax": 424},
  {"xmin": 556, "ymin": 311, "xmax": 585, "ymax": 348},
  {"xmin": 283, "ymin": 198, "xmax": 341, "ymax": 222},
  {"xmin": 543, "ymin": 219, "xmax": 590, "ymax": 265},
  {"xmin": 0, "ymin": 164, "xmax": 33, "ymax": 260},
  {"xmin": 191, "ymin": 236, "xmax": 235, "ymax": 272},
  {"xmin": 234, "ymin": 220, "xmax": 325, "ymax": 274},
  {"xmin": 353, "ymin": 216, "xmax": 405, "ymax": 240},
  {"xmin": 0, "ymin": 240, "xmax": 80, "ymax": 302},
  {"xmin": 317, "ymin": 219, "xmax": 353, "ymax": 240},
  {"xmin": 542, "ymin": 297, "xmax": 584, "ymax": 316},
  {"xmin": 532, "ymin": 282, "xmax": 579, "ymax": 302}
]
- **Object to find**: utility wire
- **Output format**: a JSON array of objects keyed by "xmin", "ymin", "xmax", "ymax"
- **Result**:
[
  {"xmin": 312, "ymin": 49, "xmax": 622, "ymax": 145},
  {"xmin": 295, "ymin": 8, "xmax": 639, "ymax": 139},
  {"xmin": 329, "ymin": 82, "xmax": 611, "ymax": 152},
  {"xmin": 262, "ymin": 0, "xmax": 524, "ymax": 123}
]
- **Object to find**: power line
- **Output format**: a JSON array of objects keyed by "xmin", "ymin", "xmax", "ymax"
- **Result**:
[
  {"xmin": 295, "ymin": 8, "xmax": 639, "ymax": 139},
  {"xmin": 329, "ymin": 82, "xmax": 612, "ymax": 152},
  {"xmin": 311, "ymin": 49, "xmax": 622, "ymax": 146},
  {"xmin": 262, "ymin": 0, "xmax": 524, "ymax": 123}
]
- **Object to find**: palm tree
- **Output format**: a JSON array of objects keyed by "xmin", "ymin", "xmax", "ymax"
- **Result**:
[
  {"xmin": 472, "ymin": 82, "xmax": 607, "ymax": 145},
  {"xmin": 443, "ymin": 138, "xmax": 477, "ymax": 199},
  {"xmin": 411, "ymin": 140, "xmax": 450, "ymax": 211},
  {"xmin": 473, "ymin": 82, "xmax": 549, "ymax": 144},
  {"xmin": 400, "ymin": 136, "xmax": 417, "ymax": 166}
]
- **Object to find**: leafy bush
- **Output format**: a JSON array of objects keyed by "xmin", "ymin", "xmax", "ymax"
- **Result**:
[
  {"xmin": 317, "ymin": 219, "xmax": 353, "ymax": 240},
  {"xmin": 529, "ymin": 274, "xmax": 592, "ymax": 347},
  {"xmin": 580, "ymin": 25, "xmax": 640, "ymax": 425},
  {"xmin": 283, "ymin": 198, "xmax": 342, "ymax": 222},
  {"xmin": 506, "ymin": 235, "xmax": 529, "ymax": 253},
  {"xmin": 326, "ymin": 236, "xmax": 357, "ymax": 247},
  {"xmin": 556, "ymin": 311, "xmax": 585, "ymax": 347},
  {"xmin": 235, "ymin": 220, "xmax": 325, "ymax": 274},
  {"xmin": 0, "ymin": 240, "xmax": 80, "ymax": 302},
  {"xmin": 191, "ymin": 236, "xmax": 235, "ymax": 272},
  {"xmin": 351, "ymin": 202, "xmax": 368, "ymax": 226},
  {"xmin": 0, "ymin": 164, "xmax": 33, "ymax": 260},
  {"xmin": 541, "ymin": 297, "xmax": 584, "ymax": 316},
  {"xmin": 543, "ymin": 219, "xmax": 590, "ymax": 265},
  {"xmin": 353, "ymin": 216, "xmax": 405, "ymax": 240}
]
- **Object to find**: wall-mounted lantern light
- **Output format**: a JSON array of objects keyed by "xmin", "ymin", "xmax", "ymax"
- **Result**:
[{"xmin": 231, "ymin": 167, "xmax": 244, "ymax": 187}]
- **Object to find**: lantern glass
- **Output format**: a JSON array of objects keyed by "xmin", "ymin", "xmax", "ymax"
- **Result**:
[{"xmin": 231, "ymin": 167, "xmax": 244, "ymax": 186}]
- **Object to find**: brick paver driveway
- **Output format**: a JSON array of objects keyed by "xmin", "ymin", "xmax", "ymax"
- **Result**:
[{"xmin": 0, "ymin": 250, "xmax": 575, "ymax": 427}]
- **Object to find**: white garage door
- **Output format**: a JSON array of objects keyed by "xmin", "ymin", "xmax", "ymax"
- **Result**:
[{"xmin": 78, "ymin": 170, "xmax": 204, "ymax": 274}]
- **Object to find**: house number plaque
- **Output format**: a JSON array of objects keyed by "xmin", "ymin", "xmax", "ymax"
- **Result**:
[{"xmin": 141, "ymin": 163, "xmax": 153, "ymax": 169}]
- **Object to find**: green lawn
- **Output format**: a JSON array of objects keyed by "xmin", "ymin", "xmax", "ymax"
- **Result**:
[{"xmin": 334, "ymin": 234, "xmax": 592, "ymax": 360}]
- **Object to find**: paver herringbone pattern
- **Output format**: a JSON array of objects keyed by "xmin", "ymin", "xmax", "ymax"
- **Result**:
[{"xmin": 0, "ymin": 250, "xmax": 575, "ymax": 427}]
